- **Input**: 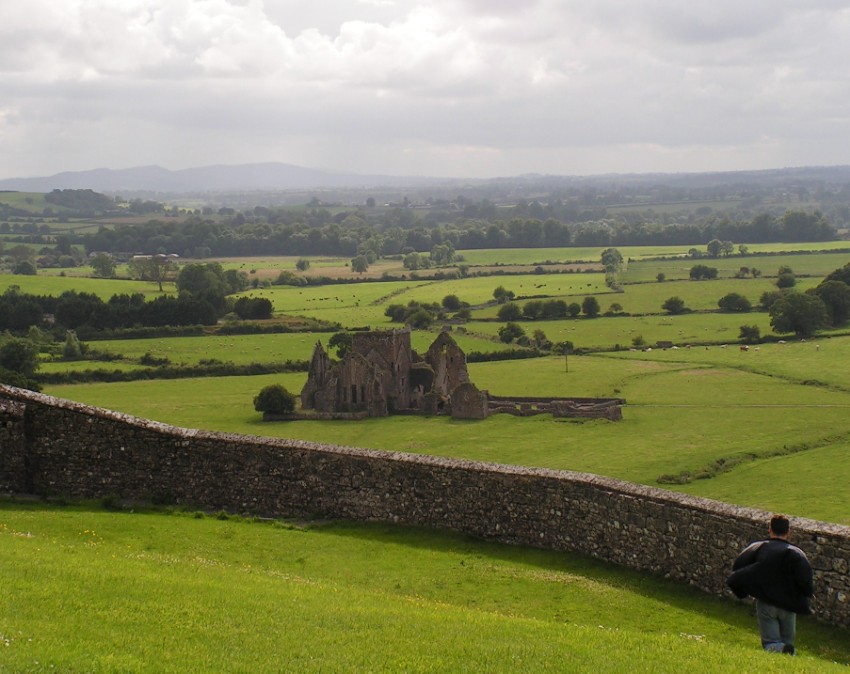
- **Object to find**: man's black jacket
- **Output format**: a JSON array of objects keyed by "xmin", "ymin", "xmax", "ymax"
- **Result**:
[{"xmin": 727, "ymin": 537, "xmax": 814, "ymax": 614}]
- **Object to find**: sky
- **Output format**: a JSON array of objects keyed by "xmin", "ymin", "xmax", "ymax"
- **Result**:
[{"xmin": 2, "ymin": 0, "xmax": 850, "ymax": 180}]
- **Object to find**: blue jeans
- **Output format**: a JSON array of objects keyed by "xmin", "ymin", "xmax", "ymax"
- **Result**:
[{"xmin": 756, "ymin": 600, "xmax": 796, "ymax": 652}]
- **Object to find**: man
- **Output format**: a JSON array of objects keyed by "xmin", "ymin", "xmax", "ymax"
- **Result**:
[{"xmin": 727, "ymin": 514, "xmax": 814, "ymax": 655}]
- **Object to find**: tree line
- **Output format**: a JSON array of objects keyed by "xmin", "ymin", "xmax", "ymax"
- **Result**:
[
  {"xmin": 0, "ymin": 263, "xmax": 269, "ymax": 336},
  {"xmin": 76, "ymin": 209, "xmax": 837, "ymax": 261}
]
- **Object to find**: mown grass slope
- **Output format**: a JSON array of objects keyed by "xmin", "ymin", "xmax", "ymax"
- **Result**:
[{"xmin": 2, "ymin": 503, "xmax": 848, "ymax": 673}]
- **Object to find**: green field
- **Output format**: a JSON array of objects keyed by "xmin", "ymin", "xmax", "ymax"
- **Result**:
[
  {"xmin": 458, "ymin": 244, "xmax": 850, "ymax": 267},
  {"xmin": 8, "ymin": 242, "xmax": 850, "ymax": 670},
  {"xmin": 3, "ymin": 503, "xmax": 847, "ymax": 673},
  {"xmin": 49, "ymin": 329, "xmax": 506, "ymax": 369},
  {"xmin": 0, "ymin": 273, "xmax": 174, "ymax": 299},
  {"xmin": 621, "ymin": 252, "xmax": 850, "ymax": 283},
  {"xmin": 25, "ymin": 245, "xmax": 850, "ymax": 527},
  {"xmin": 44, "ymin": 337, "xmax": 850, "ymax": 525}
]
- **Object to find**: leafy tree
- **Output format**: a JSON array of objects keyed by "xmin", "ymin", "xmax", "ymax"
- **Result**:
[
  {"xmin": 656, "ymin": 272, "xmax": 666, "ymax": 282},
  {"xmin": 522, "ymin": 300, "xmax": 544, "ymax": 320},
  {"xmin": 275, "ymin": 271, "xmax": 307, "ymax": 286},
  {"xmin": 253, "ymin": 384, "xmax": 297, "ymax": 415},
  {"xmin": 403, "ymin": 252, "xmax": 424, "ymax": 270},
  {"xmin": 498, "ymin": 322, "xmax": 525, "ymax": 343},
  {"xmin": 384, "ymin": 304, "xmax": 407, "ymax": 322},
  {"xmin": 581, "ymin": 296, "xmax": 600, "ymax": 318},
  {"xmin": 233, "ymin": 297, "xmax": 273, "ymax": 319},
  {"xmin": 430, "ymin": 242, "xmax": 456, "ymax": 266},
  {"xmin": 13, "ymin": 260, "xmax": 37, "ymax": 275},
  {"xmin": 7, "ymin": 245, "xmax": 34, "ymax": 263},
  {"xmin": 223, "ymin": 269, "xmax": 249, "ymax": 293},
  {"xmin": 551, "ymin": 340, "xmax": 574, "ymax": 355},
  {"xmin": 662, "ymin": 296, "xmax": 687, "ymax": 315},
  {"xmin": 493, "ymin": 286, "xmax": 515, "ymax": 304},
  {"xmin": 706, "ymin": 239, "xmax": 722, "ymax": 258},
  {"xmin": 541, "ymin": 299, "xmax": 568, "ymax": 319},
  {"xmin": 823, "ymin": 261, "xmax": 850, "ymax": 286},
  {"xmin": 177, "ymin": 263, "xmax": 229, "ymax": 313},
  {"xmin": 384, "ymin": 301, "xmax": 438, "ymax": 326},
  {"xmin": 601, "ymin": 248, "xmax": 623, "ymax": 273},
  {"xmin": 567, "ymin": 302, "xmax": 581, "ymax": 318},
  {"xmin": 811, "ymin": 280, "xmax": 850, "ymax": 326},
  {"xmin": 776, "ymin": 266, "xmax": 796, "ymax": 289},
  {"xmin": 328, "ymin": 332, "xmax": 353, "ymax": 358},
  {"xmin": 497, "ymin": 303, "xmax": 522, "ymax": 321},
  {"xmin": 739, "ymin": 325, "xmax": 761, "ymax": 344},
  {"xmin": 532, "ymin": 329, "xmax": 552, "ymax": 350},
  {"xmin": 62, "ymin": 330, "xmax": 83, "ymax": 359},
  {"xmin": 351, "ymin": 255, "xmax": 369, "ymax": 273},
  {"xmin": 759, "ymin": 290, "xmax": 785, "ymax": 310},
  {"xmin": 129, "ymin": 255, "xmax": 178, "ymax": 292},
  {"xmin": 295, "ymin": 258, "xmax": 310, "ymax": 272},
  {"xmin": 90, "ymin": 253, "xmax": 116, "ymax": 278},
  {"xmin": 690, "ymin": 264, "xmax": 718, "ymax": 280},
  {"xmin": 769, "ymin": 292, "xmax": 828, "ymax": 338},
  {"xmin": 717, "ymin": 293, "xmax": 752, "ymax": 313},
  {"xmin": 0, "ymin": 337, "xmax": 39, "ymax": 376},
  {"xmin": 406, "ymin": 308, "xmax": 434, "ymax": 329},
  {"xmin": 441, "ymin": 294, "xmax": 462, "ymax": 312}
]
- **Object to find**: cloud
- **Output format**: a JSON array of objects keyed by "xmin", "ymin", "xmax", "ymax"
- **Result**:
[{"xmin": 1, "ymin": 0, "xmax": 850, "ymax": 179}]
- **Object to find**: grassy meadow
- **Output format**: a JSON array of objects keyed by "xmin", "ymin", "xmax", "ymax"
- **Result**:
[
  {"xmin": 7, "ymin": 242, "xmax": 850, "ymax": 672},
  {"xmin": 0, "ymin": 274, "xmax": 174, "ymax": 299},
  {"xmin": 25, "ymin": 245, "xmax": 850, "ymax": 527},
  {"xmin": 43, "ymin": 338, "xmax": 850, "ymax": 525},
  {"xmin": 2, "ymin": 502, "xmax": 849, "ymax": 673}
]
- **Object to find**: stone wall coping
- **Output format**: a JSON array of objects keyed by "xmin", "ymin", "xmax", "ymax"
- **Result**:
[{"xmin": 4, "ymin": 382, "xmax": 848, "ymax": 540}]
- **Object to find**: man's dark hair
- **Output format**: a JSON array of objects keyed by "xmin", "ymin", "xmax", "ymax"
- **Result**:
[{"xmin": 770, "ymin": 514, "xmax": 790, "ymax": 536}]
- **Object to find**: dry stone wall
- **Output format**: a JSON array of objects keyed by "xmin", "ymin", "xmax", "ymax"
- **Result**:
[{"xmin": 2, "ymin": 383, "xmax": 849, "ymax": 628}]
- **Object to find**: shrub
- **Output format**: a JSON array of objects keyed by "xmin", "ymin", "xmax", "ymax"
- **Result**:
[
  {"xmin": 581, "ymin": 296, "xmax": 600, "ymax": 317},
  {"xmin": 662, "ymin": 296, "xmax": 687, "ymax": 315},
  {"xmin": 253, "ymin": 384, "xmax": 297, "ymax": 415},
  {"xmin": 498, "ymin": 322, "xmax": 525, "ymax": 343},
  {"xmin": 441, "ymin": 294, "xmax": 462, "ymax": 311},
  {"xmin": 689, "ymin": 264, "xmax": 718, "ymax": 280},
  {"xmin": 776, "ymin": 272, "xmax": 796, "ymax": 289},
  {"xmin": 739, "ymin": 325, "xmax": 761, "ymax": 344},
  {"xmin": 717, "ymin": 293, "xmax": 752, "ymax": 313},
  {"xmin": 497, "ymin": 303, "xmax": 522, "ymax": 321},
  {"xmin": 234, "ymin": 297, "xmax": 273, "ymax": 320}
]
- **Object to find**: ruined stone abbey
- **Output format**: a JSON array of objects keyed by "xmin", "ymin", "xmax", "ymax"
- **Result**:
[
  {"xmin": 299, "ymin": 328, "xmax": 623, "ymax": 421},
  {"xmin": 300, "ymin": 328, "xmax": 486, "ymax": 418}
]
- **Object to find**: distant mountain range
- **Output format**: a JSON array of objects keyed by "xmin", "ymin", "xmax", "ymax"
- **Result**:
[
  {"xmin": 3, "ymin": 162, "xmax": 850, "ymax": 196},
  {"xmin": 0, "ymin": 163, "xmax": 445, "ymax": 194}
]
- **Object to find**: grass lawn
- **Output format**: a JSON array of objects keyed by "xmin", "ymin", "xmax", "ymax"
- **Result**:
[{"xmin": 1, "ymin": 502, "xmax": 848, "ymax": 673}]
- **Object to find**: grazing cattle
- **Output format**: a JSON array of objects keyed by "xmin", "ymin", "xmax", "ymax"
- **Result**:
[{"xmin": 740, "ymin": 345, "xmax": 749, "ymax": 352}]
